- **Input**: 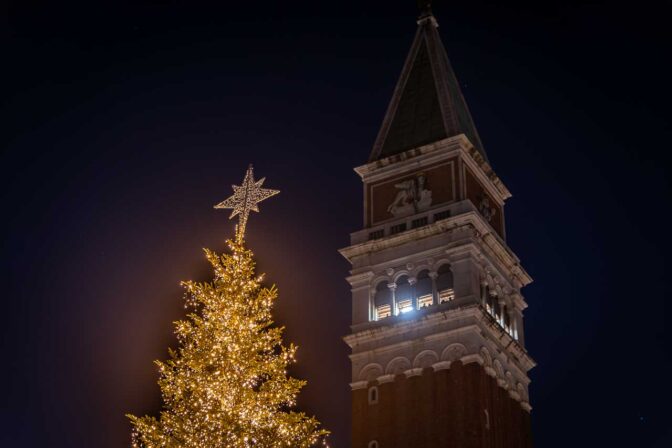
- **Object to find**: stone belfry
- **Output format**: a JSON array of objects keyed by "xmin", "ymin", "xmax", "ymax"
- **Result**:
[{"xmin": 340, "ymin": 3, "xmax": 535, "ymax": 447}]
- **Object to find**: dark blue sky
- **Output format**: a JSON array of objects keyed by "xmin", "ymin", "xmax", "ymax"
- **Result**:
[{"xmin": 2, "ymin": 1, "xmax": 671, "ymax": 447}]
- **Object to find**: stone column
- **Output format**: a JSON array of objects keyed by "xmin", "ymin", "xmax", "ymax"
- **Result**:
[
  {"xmin": 497, "ymin": 298, "xmax": 506, "ymax": 327},
  {"xmin": 506, "ymin": 306, "xmax": 516, "ymax": 337},
  {"xmin": 480, "ymin": 278, "xmax": 489, "ymax": 307},
  {"xmin": 429, "ymin": 271, "xmax": 439, "ymax": 306},
  {"xmin": 408, "ymin": 276, "xmax": 417, "ymax": 309},
  {"xmin": 387, "ymin": 282, "xmax": 397, "ymax": 316}
]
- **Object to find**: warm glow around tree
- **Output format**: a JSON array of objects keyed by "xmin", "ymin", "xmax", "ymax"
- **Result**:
[{"xmin": 128, "ymin": 240, "xmax": 328, "ymax": 447}]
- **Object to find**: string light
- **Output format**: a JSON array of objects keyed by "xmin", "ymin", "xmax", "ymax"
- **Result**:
[{"xmin": 127, "ymin": 167, "xmax": 328, "ymax": 447}]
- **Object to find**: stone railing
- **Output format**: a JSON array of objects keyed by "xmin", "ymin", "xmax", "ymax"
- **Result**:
[{"xmin": 351, "ymin": 200, "xmax": 479, "ymax": 245}]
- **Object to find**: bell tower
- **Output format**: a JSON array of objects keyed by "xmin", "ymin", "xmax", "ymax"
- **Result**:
[{"xmin": 340, "ymin": 5, "xmax": 535, "ymax": 448}]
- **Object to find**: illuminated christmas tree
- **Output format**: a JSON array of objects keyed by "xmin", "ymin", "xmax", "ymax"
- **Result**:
[{"xmin": 128, "ymin": 166, "xmax": 328, "ymax": 447}]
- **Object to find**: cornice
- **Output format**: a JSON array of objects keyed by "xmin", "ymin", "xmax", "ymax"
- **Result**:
[
  {"xmin": 344, "ymin": 304, "xmax": 536, "ymax": 373},
  {"xmin": 355, "ymin": 135, "xmax": 511, "ymax": 202},
  {"xmin": 339, "ymin": 211, "xmax": 532, "ymax": 288}
]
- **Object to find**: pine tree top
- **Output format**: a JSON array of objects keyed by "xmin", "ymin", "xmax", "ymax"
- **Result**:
[{"xmin": 128, "ymin": 240, "xmax": 328, "ymax": 448}]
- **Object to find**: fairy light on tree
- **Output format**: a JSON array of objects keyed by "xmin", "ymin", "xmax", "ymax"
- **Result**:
[{"xmin": 127, "ymin": 165, "xmax": 328, "ymax": 447}]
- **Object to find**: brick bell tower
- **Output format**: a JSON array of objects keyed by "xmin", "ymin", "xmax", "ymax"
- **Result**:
[{"xmin": 339, "ymin": 4, "xmax": 535, "ymax": 448}]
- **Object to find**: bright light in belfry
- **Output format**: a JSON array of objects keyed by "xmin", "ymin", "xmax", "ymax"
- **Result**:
[{"xmin": 399, "ymin": 305, "xmax": 414, "ymax": 314}]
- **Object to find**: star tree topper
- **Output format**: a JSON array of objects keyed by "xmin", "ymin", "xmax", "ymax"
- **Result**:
[{"xmin": 214, "ymin": 164, "xmax": 280, "ymax": 242}]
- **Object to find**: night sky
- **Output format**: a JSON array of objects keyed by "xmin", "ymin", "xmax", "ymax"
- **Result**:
[{"xmin": 2, "ymin": 1, "xmax": 671, "ymax": 447}]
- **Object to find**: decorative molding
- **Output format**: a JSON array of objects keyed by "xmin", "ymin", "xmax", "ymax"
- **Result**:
[
  {"xmin": 432, "ymin": 361, "xmax": 451, "ymax": 371},
  {"xmin": 358, "ymin": 138, "xmax": 463, "ymax": 182},
  {"xmin": 385, "ymin": 357, "xmax": 412, "ymax": 376},
  {"xmin": 340, "ymin": 211, "xmax": 532, "ymax": 289},
  {"xmin": 509, "ymin": 390, "xmax": 521, "ymax": 401},
  {"xmin": 377, "ymin": 374, "xmax": 395, "ymax": 384},
  {"xmin": 413, "ymin": 350, "xmax": 439, "ymax": 368},
  {"xmin": 441, "ymin": 343, "xmax": 467, "ymax": 362},
  {"xmin": 358, "ymin": 135, "xmax": 510, "ymax": 203},
  {"xmin": 392, "ymin": 270, "xmax": 412, "ymax": 282},
  {"xmin": 345, "ymin": 271, "xmax": 375, "ymax": 288},
  {"xmin": 350, "ymin": 380, "xmax": 368, "ymax": 390},
  {"xmin": 346, "ymin": 305, "xmax": 535, "ymax": 373},
  {"xmin": 404, "ymin": 367, "xmax": 424, "ymax": 378},
  {"xmin": 516, "ymin": 383, "xmax": 528, "ymax": 403},
  {"xmin": 353, "ymin": 354, "xmax": 531, "ymax": 411},
  {"xmin": 460, "ymin": 353, "xmax": 482, "ymax": 365},
  {"xmin": 358, "ymin": 363, "xmax": 384, "ymax": 382}
]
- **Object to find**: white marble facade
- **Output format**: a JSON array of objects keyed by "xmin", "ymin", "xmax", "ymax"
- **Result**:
[{"xmin": 340, "ymin": 135, "xmax": 535, "ymax": 411}]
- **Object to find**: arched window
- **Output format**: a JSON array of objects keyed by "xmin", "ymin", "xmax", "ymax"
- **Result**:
[
  {"xmin": 436, "ymin": 264, "xmax": 454, "ymax": 303},
  {"xmin": 484, "ymin": 285, "xmax": 493, "ymax": 313},
  {"xmin": 503, "ymin": 305, "xmax": 511, "ymax": 334},
  {"xmin": 493, "ymin": 297, "xmax": 502, "ymax": 322},
  {"xmin": 416, "ymin": 270, "xmax": 433, "ymax": 308},
  {"xmin": 374, "ymin": 281, "xmax": 392, "ymax": 320},
  {"xmin": 368, "ymin": 386, "xmax": 378, "ymax": 404},
  {"xmin": 395, "ymin": 276, "xmax": 413, "ymax": 314},
  {"xmin": 368, "ymin": 441, "xmax": 379, "ymax": 448}
]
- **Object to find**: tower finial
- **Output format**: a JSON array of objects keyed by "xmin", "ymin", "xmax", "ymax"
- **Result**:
[{"xmin": 417, "ymin": 0, "xmax": 433, "ymax": 18}]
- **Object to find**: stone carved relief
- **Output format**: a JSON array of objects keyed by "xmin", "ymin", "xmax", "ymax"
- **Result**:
[
  {"xmin": 480, "ymin": 347, "xmax": 492, "ymax": 366},
  {"xmin": 353, "ymin": 342, "xmax": 530, "ymax": 411},
  {"xmin": 516, "ymin": 383, "xmax": 528, "ymax": 403},
  {"xmin": 478, "ymin": 195, "xmax": 496, "ymax": 222},
  {"xmin": 387, "ymin": 173, "xmax": 432, "ymax": 217},
  {"xmin": 480, "ymin": 347, "xmax": 497, "ymax": 378},
  {"xmin": 441, "ymin": 343, "xmax": 467, "ymax": 362},
  {"xmin": 506, "ymin": 372, "xmax": 515, "ymax": 389},
  {"xmin": 385, "ymin": 357, "xmax": 412, "ymax": 376},
  {"xmin": 493, "ymin": 359, "xmax": 507, "ymax": 388},
  {"xmin": 413, "ymin": 350, "xmax": 439, "ymax": 369},
  {"xmin": 359, "ymin": 363, "xmax": 384, "ymax": 382}
]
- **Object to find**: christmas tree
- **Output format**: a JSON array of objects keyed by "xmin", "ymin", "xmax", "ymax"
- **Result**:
[{"xmin": 128, "ymin": 166, "xmax": 328, "ymax": 447}]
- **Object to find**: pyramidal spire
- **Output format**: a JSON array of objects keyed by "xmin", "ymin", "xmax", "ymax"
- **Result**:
[{"xmin": 369, "ymin": 5, "xmax": 487, "ymax": 162}]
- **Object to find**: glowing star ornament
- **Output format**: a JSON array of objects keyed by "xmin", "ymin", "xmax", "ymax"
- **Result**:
[
  {"xmin": 214, "ymin": 164, "xmax": 279, "ymax": 242},
  {"xmin": 127, "ymin": 163, "xmax": 328, "ymax": 448}
]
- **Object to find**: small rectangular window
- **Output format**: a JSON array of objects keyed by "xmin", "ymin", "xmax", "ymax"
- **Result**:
[
  {"xmin": 376, "ymin": 304, "xmax": 391, "ymax": 320},
  {"xmin": 438, "ymin": 288, "xmax": 455, "ymax": 304},
  {"xmin": 368, "ymin": 386, "xmax": 378, "ymax": 404},
  {"xmin": 397, "ymin": 299, "xmax": 413, "ymax": 314},
  {"xmin": 417, "ymin": 294, "xmax": 433, "ymax": 309}
]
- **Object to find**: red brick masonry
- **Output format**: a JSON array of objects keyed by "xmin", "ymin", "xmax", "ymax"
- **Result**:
[{"xmin": 352, "ymin": 362, "xmax": 532, "ymax": 448}]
